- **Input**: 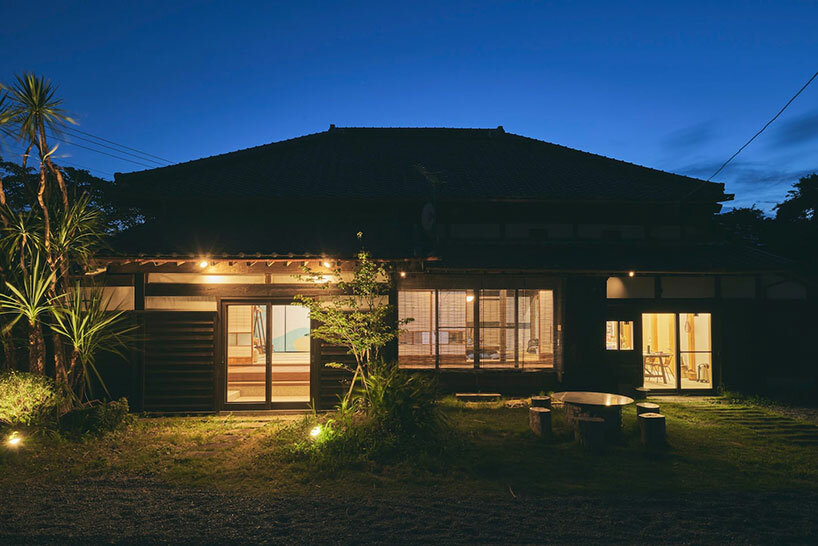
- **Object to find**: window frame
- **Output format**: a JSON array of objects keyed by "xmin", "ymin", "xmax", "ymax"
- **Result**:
[
  {"xmin": 605, "ymin": 320, "xmax": 634, "ymax": 351},
  {"xmin": 398, "ymin": 288, "xmax": 557, "ymax": 370}
]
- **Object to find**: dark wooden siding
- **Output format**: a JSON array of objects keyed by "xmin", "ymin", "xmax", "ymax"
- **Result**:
[
  {"xmin": 317, "ymin": 341, "xmax": 354, "ymax": 410},
  {"xmin": 142, "ymin": 311, "xmax": 217, "ymax": 411}
]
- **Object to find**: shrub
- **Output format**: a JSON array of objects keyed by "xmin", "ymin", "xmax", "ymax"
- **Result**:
[
  {"xmin": 58, "ymin": 397, "xmax": 132, "ymax": 436},
  {"xmin": 0, "ymin": 371, "xmax": 64, "ymax": 428}
]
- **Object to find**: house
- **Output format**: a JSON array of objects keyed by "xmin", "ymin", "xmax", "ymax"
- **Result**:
[{"xmin": 96, "ymin": 126, "xmax": 813, "ymax": 412}]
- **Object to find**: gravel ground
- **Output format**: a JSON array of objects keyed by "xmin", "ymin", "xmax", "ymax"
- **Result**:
[{"xmin": 1, "ymin": 478, "xmax": 816, "ymax": 544}]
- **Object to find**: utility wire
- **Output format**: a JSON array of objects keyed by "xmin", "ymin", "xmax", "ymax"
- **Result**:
[
  {"xmin": 62, "ymin": 126, "xmax": 173, "ymax": 164},
  {"xmin": 54, "ymin": 130, "xmax": 167, "ymax": 166},
  {"xmin": 44, "ymin": 134, "xmax": 157, "ymax": 169},
  {"xmin": 707, "ymin": 69, "xmax": 818, "ymax": 181},
  {"xmin": 0, "ymin": 128, "xmax": 116, "ymax": 176}
]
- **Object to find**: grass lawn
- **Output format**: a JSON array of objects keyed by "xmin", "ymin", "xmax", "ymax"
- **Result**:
[
  {"xmin": 1, "ymin": 396, "xmax": 817, "ymax": 543},
  {"xmin": 2, "ymin": 396, "xmax": 816, "ymax": 496}
]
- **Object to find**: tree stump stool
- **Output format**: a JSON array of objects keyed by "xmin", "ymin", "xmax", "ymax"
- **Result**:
[
  {"xmin": 575, "ymin": 416, "xmax": 605, "ymax": 451},
  {"xmin": 638, "ymin": 412, "xmax": 666, "ymax": 447},
  {"xmin": 636, "ymin": 402, "xmax": 660, "ymax": 416},
  {"xmin": 529, "ymin": 407, "xmax": 552, "ymax": 439},
  {"xmin": 531, "ymin": 395, "xmax": 552, "ymax": 409},
  {"xmin": 633, "ymin": 387, "xmax": 650, "ymax": 400}
]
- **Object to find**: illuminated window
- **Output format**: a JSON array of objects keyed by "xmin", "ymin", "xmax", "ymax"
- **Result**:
[
  {"xmin": 606, "ymin": 320, "xmax": 634, "ymax": 350},
  {"xmin": 398, "ymin": 289, "xmax": 555, "ymax": 369}
]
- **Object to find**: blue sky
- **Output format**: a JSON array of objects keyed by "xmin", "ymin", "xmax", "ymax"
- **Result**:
[{"xmin": 1, "ymin": 0, "xmax": 816, "ymax": 211}]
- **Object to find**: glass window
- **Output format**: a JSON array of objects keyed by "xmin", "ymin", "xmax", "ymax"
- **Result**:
[
  {"xmin": 398, "ymin": 290, "xmax": 436, "ymax": 368},
  {"xmin": 226, "ymin": 304, "xmax": 267, "ymax": 402},
  {"xmin": 642, "ymin": 313, "xmax": 678, "ymax": 389},
  {"xmin": 479, "ymin": 290, "xmax": 515, "ymax": 367},
  {"xmin": 398, "ymin": 288, "xmax": 556, "ymax": 369},
  {"xmin": 619, "ymin": 321, "xmax": 634, "ymax": 350},
  {"xmin": 679, "ymin": 313, "xmax": 712, "ymax": 389},
  {"xmin": 519, "ymin": 290, "xmax": 554, "ymax": 367},
  {"xmin": 438, "ymin": 290, "xmax": 475, "ymax": 368},
  {"xmin": 606, "ymin": 321, "xmax": 618, "ymax": 350}
]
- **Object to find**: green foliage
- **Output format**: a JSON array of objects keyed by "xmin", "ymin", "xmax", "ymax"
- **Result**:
[
  {"xmin": 51, "ymin": 283, "xmax": 137, "ymax": 397},
  {"xmin": 58, "ymin": 397, "xmax": 132, "ymax": 436},
  {"xmin": 0, "ymin": 252, "xmax": 58, "ymax": 327},
  {"xmin": 0, "ymin": 371, "xmax": 64, "ymax": 427}
]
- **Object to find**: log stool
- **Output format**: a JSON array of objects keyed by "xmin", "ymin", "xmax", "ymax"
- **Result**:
[
  {"xmin": 530, "ymin": 395, "xmax": 552, "ymax": 409},
  {"xmin": 638, "ymin": 412, "xmax": 666, "ymax": 447},
  {"xmin": 529, "ymin": 407, "xmax": 552, "ymax": 439},
  {"xmin": 575, "ymin": 416, "xmax": 605, "ymax": 451},
  {"xmin": 633, "ymin": 387, "xmax": 650, "ymax": 400},
  {"xmin": 636, "ymin": 402, "xmax": 660, "ymax": 416}
]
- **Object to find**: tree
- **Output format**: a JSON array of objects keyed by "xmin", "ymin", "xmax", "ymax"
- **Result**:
[
  {"xmin": 294, "ymin": 235, "xmax": 409, "ymax": 406},
  {"xmin": 775, "ymin": 174, "xmax": 818, "ymax": 224}
]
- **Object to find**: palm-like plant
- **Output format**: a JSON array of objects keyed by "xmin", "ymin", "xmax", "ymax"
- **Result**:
[
  {"xmin": 0, "ymin": 254, "xmax": 58, "ymax": 373},
  {"xmin": 3, "ymin": 73, "xmax": 76, "ymax": 253},
  {"xmin": 51, "ymin": 284, "xmax": 136, "ymax": 400}
]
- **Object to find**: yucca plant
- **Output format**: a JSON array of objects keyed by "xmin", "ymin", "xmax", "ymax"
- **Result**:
[
  {"xmin": 51, "ymin": 283, "xmax": 137, "ymax": 401},
  {"xmin": 0, "ymin": 253, "xmax": 58, "ymax": 373}
]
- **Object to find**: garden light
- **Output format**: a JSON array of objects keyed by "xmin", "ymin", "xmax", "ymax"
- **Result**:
[
  {"xmin": 310, "ymin": 425, "xmax": 322, "ymax": 438},
  {"xmin": 7, "ymin": 431, "xmax": 21, "ymax": 447}
]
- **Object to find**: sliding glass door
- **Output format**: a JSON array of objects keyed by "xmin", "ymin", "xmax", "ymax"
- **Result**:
[
  {"xmin": 225, "ymin": 302, "xmax": 311, "ymax": 407},
  {"xmin": 642, "ymin": 312, "xmax": 712, "ymax": 391}
]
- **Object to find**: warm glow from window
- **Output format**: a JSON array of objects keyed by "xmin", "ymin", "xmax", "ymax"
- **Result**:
[{"xmin": 606, "ymin": 320, "xmax": 634, "ymax": 350}]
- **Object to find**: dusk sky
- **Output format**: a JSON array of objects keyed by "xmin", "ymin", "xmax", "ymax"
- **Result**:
[{"xmin": 1, "ymin": 0, "xmax": 816, "ymax": 211}]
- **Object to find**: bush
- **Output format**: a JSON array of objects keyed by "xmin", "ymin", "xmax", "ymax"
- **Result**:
[
  {"xmin": 0, "ymin": 371, "xmax": 64, "ymax": 428},
  {"xmin": 58, "ymin": 397, "xmax": 132, "ymax": 436}
]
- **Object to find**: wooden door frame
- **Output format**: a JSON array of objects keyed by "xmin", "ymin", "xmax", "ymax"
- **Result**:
[{"xmin": 218, "ymin": 297, "xmax": 313, "ymax": 411}]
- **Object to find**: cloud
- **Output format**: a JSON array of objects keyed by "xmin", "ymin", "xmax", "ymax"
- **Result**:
[
  {"xmin": 661, "ymin": 121, "xmax": 716, "ymax": 153},
  {"xmin": 672, "ymin": 159, "xmax": 817, "ymax": 211},
  {"xmin": 769, "ymin": 110, "xmax": 818, "ymax": 148}
]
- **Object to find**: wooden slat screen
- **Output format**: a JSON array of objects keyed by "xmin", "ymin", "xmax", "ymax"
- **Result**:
[{"xmin": 142, "ymin": 311, "xmax": 217, "ymax": 411}]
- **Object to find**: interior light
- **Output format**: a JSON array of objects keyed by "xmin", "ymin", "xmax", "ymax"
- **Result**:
[
  {"xmin": 466, "ymin": 295, "xmax": 475, "ymax": 302},
  {"xmin": 310, "ymin": 425, "xmax": 322, "ymax": 437},
  {"xmin": 7, "ymin": 432, "xmax": 21, "ymax": 447},
  {"xmin": 399, "ymin": 271, "xmax": 406, "ymax": 278},
  {"xmin": 628, "ymin": 271, "xmax": 635, "ymax": 277},
  {"xmin": 322, "ymin": 261, "xmax": 331, "ymax": 268},
  {"xmin": 199, "ymin": 260, "xmax": 208, "ymax": 269}
]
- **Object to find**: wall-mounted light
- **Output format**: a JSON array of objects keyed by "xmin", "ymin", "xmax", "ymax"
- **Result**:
[
  {"xmin": 399, "ymin": 271, "xmax": 406, "ymax": 278},
  {"xmin": 628, "ymin": 271, "xmax": 635, "ymax": 277}
]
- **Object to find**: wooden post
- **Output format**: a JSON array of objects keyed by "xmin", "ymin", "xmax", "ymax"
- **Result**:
[
  {"xmin": 529, "ymin": 407, "xmax": 552, "ymax": 439},
  {"xmin": 638, "ymin": 412, "xmax": 666, "ymax": 447},
  {"xmin": 575, "ymin": 416, "xmax": 605, "ymax": 451},
  {"xmin": 531, "ymin": 395, "xmax": 551, "ymax": 409},
  {"xmin": 636, "ymin": 402, "xmax": 660, "ymax": 416}
]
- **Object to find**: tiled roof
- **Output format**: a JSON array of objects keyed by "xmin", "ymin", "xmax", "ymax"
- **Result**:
[{"xmin": 116, "ymin": 127, "xmax": 730, "ymax": 204}]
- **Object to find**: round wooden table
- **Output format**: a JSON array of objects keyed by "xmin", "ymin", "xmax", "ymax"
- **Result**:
[{"xmin": 552, "ymin": 391, "xmax": 634, "ymax": 438}]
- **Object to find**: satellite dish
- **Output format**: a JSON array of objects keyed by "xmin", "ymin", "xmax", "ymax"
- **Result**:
[{"xmin": 421, "ymin": 202, "xmax": 436, "ymax": 235}]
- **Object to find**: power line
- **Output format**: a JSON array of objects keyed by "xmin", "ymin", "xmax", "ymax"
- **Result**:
[
  {"xmin": 708, "ymin": 69, "xmax": 818, "ymax": 181},
  {"xmin": 62, "ymin": 126, "xmax": 173, "ymax": 164},
  {"xmin": 0, "ymin": 129, "xmax": 115, "ymax": 176},
  {"xmin": 45, "ymin": 133, "xmax": 157, "ymax": 169},
  {"xmin": 55, "ymin": 129, "xmax": 168, "ymax": 166}
]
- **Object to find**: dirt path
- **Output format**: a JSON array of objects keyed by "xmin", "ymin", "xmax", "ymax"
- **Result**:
[{"xmin": 1, "ymin": 478, "xmax": 816, "ymax": 544}]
